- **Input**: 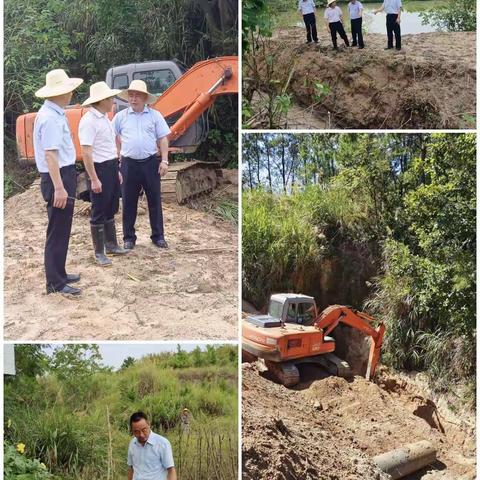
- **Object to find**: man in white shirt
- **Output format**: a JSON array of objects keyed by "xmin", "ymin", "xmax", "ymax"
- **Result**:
[
  {"xmin": 113, "ymin": 80, "xmax": 171, "ymax": 250},
  {"xmin": 298, "ymin": 0, "xmax": 318, "ymax": 44},
  {"xmin": 79, "ymin": 81, "xmax": 128, "ymax": 266},
  {"xmin": 324, "ymin": 0, "xmax": 350, "ymax": 50},
  {"xmin": 348, "ymin": 0, "xmax": 364, "ymax": 49},
  {"xmin": 33, "ymin": 69, "xmax": 84, "ymax": 296},
  {"xmin": 127, "ymin": 412, "xmax": 176, "ymax": 480},
  {"xmin": 375, "ymin": 0, "xmax": 402, "ymax": 50}
]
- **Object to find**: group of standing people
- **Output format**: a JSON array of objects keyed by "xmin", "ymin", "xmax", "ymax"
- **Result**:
[
  {"xmin": 33, "ymin": 69, "xmax": 170, "ymax": 296},
  {"xmin": 299, "ymin": 0, "xmax": 402, "ymax": 51}
]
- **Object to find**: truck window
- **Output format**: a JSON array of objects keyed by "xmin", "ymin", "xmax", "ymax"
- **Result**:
[
  {"xmin": 133, "ymin": 69, "xmax": 177, "ymax": 95},
  {"xmin": 113, "ymin": 74, "xmax": 129, "ymax": 91}
]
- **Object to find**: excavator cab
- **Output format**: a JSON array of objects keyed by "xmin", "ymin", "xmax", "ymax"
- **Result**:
[
  {"xmin": 106, "ymin": 60, "xmax": 208, "ymax": 153},
  {"xmin": 268, "ymin": 293, "xmax": 318, "ymax": 326}
]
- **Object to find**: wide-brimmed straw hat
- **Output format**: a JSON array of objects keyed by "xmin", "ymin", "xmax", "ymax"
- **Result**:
[
  {"xmin": 118, "ymin": 80, "xmax": 157, "ymax": 105},
  {"xmin": 82, "ymin": 81, "xmax": 122, "ymax": 106},
  {"xmin": 35, "ymin": 69, "xmax": 83, "ymax": 98},
  {"xmin": 327, "ymin": 0, "xmax": 336, "ymax": 5}
]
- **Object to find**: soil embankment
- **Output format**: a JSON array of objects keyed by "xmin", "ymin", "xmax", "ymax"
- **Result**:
[
  {"xmin": 245, "ymin": 29, "xmax": 476, "ymax": 129},
  {"xmin": 242, "ymin": 363, "xmax": 476, "ymax": 479},
  {"xmin": 4, "ymin": 175, "xmax": 238, "ymax": 340}
]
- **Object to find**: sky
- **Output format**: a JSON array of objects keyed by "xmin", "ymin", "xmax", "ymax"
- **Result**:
[{"xmin": 40, "ymin": 343, "xmax": 234, "ymax": 369}]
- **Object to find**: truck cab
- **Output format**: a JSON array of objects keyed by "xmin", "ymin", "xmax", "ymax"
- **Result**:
[{"xmin": 105, "ymin": 60, "xmax": 207, "ymax": 153}]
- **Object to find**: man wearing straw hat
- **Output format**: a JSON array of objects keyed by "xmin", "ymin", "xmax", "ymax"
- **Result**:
[
  {"xmin": 79, "ymin": 81, "xmax": 128, "ymax": 266},
  {"xmin": 112, "ymin": 80, "xmax": 170, "ymax": 251},
  {"xmin": 33, "ymin": 69, "xmax": 83, "ymax": 295},
  {"xmin": 324, "ymin": 0, "xmax": 350, "ymax": 51}
]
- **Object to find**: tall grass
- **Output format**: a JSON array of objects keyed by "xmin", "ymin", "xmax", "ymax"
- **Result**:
[{"xmin": 242, "ymin": 186, "xmax": 375, "ymax": 308}]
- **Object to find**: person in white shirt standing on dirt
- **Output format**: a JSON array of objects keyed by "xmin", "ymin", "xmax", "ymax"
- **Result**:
[
  {"xmin": 348, "ymin": 0, "xmax": 365, "ymax": 49},
  {"xmin": 33, "ymin": 69, "xmax": 84, "ymax": 296},
  {"xmin": 298, "ymin": 0, "xmax": 318, "ymax": 44},
  {"xmin": 374, "ymin": 0, "xmax": 402, "ymax": 50},
  {"xmin": 324, "ymin": 0, "xmax": 350, "ymax": 50},
  {"xmin": 79, "ymin": 81, "xmax": 128, "ymax": 267},
  {"xmin": 113, "ymin": 80, "xmax": 170, "ymax": 251}
]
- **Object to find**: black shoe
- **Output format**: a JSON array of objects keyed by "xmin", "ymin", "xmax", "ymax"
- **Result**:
[
  {"xmin": 359, "ymin": 46, "xmax": 365, "ymax": 49},
  {"xmin": 153, "ymin": 239, "xmax": 168, "ymax": 249},
  {"xmin": 314, "ymin": 40, "xmax": 319, "ymax": 43},
  {"xmin": 66, "ymin": 273, "xmax": 81, "ymax": 283},
  {"xmin": 306, "ymin": 40, "xmax": 312, "ymax": 44},
  {"xmin": 395, "ymin": 47, "xmax": 402, "ymax": 51},
  {"xmin": 124, "ymin": 241, "xmax": 136, "ymax": 250},
  {"xmin": 350, "ymin": 43, "xmax": 357, "ymax": 47},
  {"xmin": 384, "ymin": 46, "xmax": 393, "ymax": 50},
  {"xmin": 47, "ymin": 284, "xmax": 81, "ymax": 296},
  {"xmin": 104, "ymin": 219, "xmax": 129, "ymax": 255},
  {"xmin": 91, "ymin": 224, "xmax": 112, "ymax": 267}
]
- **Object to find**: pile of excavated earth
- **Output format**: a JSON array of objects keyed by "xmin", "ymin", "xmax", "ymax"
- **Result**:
[
  {"xmin": 244, "ymin": 29, "xmax": 476, "ymax": 129},
  {"xmin": 242, "ymin": 362, "xmax": 476, "ymax": 480}
]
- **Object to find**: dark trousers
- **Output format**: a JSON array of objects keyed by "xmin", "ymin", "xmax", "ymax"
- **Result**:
[
  {"xmin": 40, "ymin": 165, "xmax": 77, "ymax": 291},
  {"xmin": 90, "ymin": 159, "xmax": 120, "ymax": 225},
  {"xmin": 386, "ymin": 13, "xmax": 401, "ymax": 49},
  {"xmin": 121, "ymin": 155, "xmax": 165, "ymax": 243},
  {"xmin": 329, "ymin": 21, "xmax": 349, "ymax": 48},
  {"xmin": 351, "ymin": 17, "xmax": 364, "ymax": 47},
  {"xmin": 303, "ymin": 13, "xmax": 318, "ymax": 43}
]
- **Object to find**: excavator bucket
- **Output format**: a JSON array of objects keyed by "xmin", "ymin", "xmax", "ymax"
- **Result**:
[{"xmin": 161, "ymin": 160, "xmax": 223, "ymax": 204}]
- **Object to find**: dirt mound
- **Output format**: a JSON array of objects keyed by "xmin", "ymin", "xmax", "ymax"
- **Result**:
[
  {"xmin": 242, "ymin": 363, "xmax": 476, "ymax": 479},
  {"xmin": 245, "ymin": 29, "xmax": 475, "ymax": 129},
  {"xmin": 4, "ymin": 177, "xmax": 238, "ymax": 340}
]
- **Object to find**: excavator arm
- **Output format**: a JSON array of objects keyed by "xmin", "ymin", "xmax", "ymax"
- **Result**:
[
  {"xmin": 314, "ymin": 305, "xmax": 385, "ymax": 380},
  {"xmin": 152, "ymin": 56, "xmax": 238, "ymax": 142}
]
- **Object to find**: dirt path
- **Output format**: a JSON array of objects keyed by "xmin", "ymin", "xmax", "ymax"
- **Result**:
[
  {"xmin": 4, "ymin": 180, "xmax": 238, "ymax": 341},
  {"xmin": 242, "ymin": 363, "xmax": 476, "ymax": 480},
  {"xmin": 244, "ymin": 29, "xmax": 476, "ymax": 129}
]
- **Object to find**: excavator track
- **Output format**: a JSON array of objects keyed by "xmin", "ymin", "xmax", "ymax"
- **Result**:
[
  {"xmin": 265, "ymin": 361, "xmax": 300, "ymax": 388},
  {"xmin": 162, "ymin": 160, "xmax": 222, "ymax": 204}
]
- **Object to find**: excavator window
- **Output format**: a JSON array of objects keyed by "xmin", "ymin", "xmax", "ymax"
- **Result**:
[
  {"xmin": 268, "ymin": 300, "xmax": 283, "ymax": 319},
  {"xmin": 133, "ymin": 69, "xmax": 177, "ymax": 95},
  {"xmin": 286, "ymin": 303, "xmax": 296, "ymax": 323},
  {"xmin": 297, "ymin": 302, "xmax": 315, "ymax": 325}
]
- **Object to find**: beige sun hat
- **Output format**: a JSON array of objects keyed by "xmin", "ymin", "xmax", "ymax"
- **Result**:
[
  {"xmin": 35, "ymin": 69, "xmax": 83, "ymax": 98},
  {"xmin": 118, "ymin": 80, "xmax": 157, "ymax": 105},
  {"xmin": 82, "ymin": 81, "xmax": 122, "ymax": 106},
  {"xmin": 327, "ymin": 0, "xmax": 337, "ymax": 5}
]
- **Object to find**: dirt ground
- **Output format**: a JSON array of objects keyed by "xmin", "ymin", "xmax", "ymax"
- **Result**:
[
  {"xmin": 244, "ymin": 29, "xmax": 476, "ymax": 129},
  {"xmin": 242, "ymin": 363, "xmax": 476, "ymax": 480},
  {"xmin": 4, "ymin": 173, "xmax": 238, "ymax": 341}
]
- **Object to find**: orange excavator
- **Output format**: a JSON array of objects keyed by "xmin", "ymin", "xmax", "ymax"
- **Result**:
[
  {"xmin": 15, "ymin": 56, "xmax": 238, "ymax": 203},
  {"xmin": 242, "ymin": 293, "xmax": 385, "ymax": 387}
]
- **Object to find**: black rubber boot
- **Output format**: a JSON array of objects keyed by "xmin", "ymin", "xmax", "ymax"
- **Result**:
[
  {"xmin": 104, "ymin": 219, "xmax": 128, "ymax": 255},
  {"xmin": 91, "ymin": 224, "xmax": 112, "ymax": 266}
]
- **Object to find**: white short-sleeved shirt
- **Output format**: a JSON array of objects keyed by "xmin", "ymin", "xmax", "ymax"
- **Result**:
[
  {"xmin": 112, "ymin": 106, "xmax": 171, "ymax": 160},
  {"xmin": 33, "ymin": 100, "xmax": 76, "ymax": 173},
  {"xmin": 298, "ymin": 0, "xmax": 315, "ymax": 15},
  {"xmin": 78, "ymin": 108, "xmax": 117, "ymax": 163},
  {"xmin": 383, "ymin": 0, "xmax": 402, "ymax": 14},
  {"xmin": 127, "ymin": 432, "xmax": 174, "ymax": 480},
  {"xmin": 348, "ymin": 1, "xmax": 363, "ymax": 19},
  {"xmin": 324, "ymin": 6, "xmax": 342, "ymax": 23}
]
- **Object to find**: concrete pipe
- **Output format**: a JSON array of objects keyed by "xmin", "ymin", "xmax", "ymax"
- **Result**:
[{"xmin": 373, "ymin": 440, "xmax": 437, "ymax": 480}]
